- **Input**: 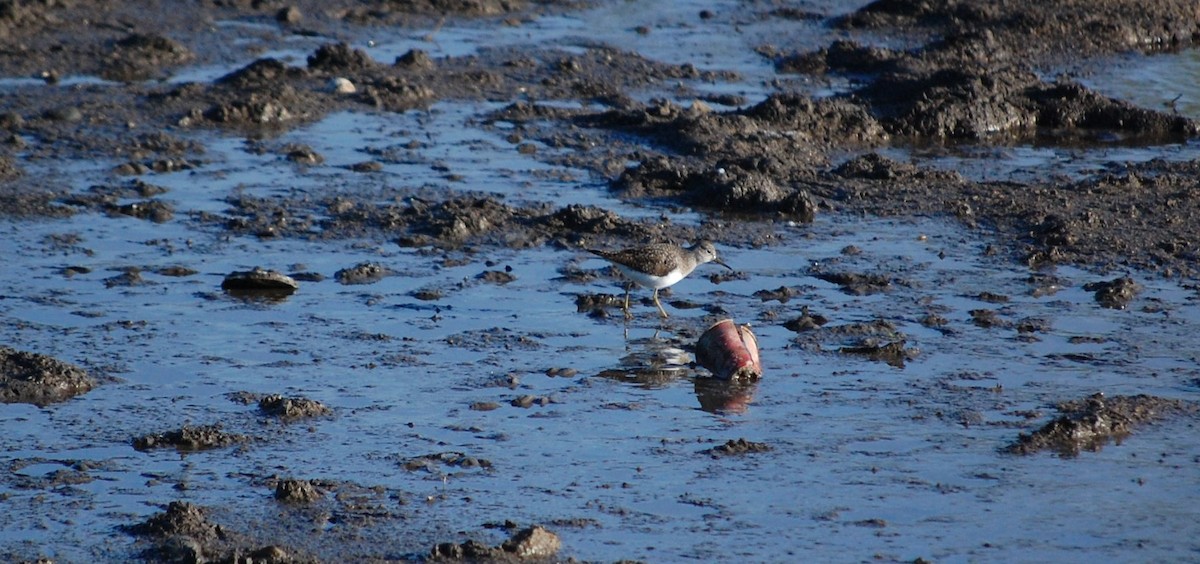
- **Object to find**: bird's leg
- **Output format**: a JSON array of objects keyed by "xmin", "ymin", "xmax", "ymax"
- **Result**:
[
  {"xmin": 623, "ymin": 285, "xmax": 633, "ymax": 320},
  {"xmin": 653, "ymin": 288, "xmax": 669, "ymax": 318}
]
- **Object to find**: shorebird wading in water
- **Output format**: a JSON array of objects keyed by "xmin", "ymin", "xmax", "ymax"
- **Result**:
[{"xmin": 589, "ymin": 240, "xmax": 732, "ymax": 318}]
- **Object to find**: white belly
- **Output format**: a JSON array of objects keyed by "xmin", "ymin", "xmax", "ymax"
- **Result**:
[{"xmin": 615, "ymin": 264, "xmax": 686, "ymax": 290}]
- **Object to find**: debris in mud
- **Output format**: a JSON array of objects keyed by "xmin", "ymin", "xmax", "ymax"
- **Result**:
[
  {"xmin": 335, "ymin": 262, "xmax": 392, "ymax": 285},
  {"xmin": 220, "ymin": 267, "xmax": 299, "ymax": 299},
  {"xmin": 431, "ymin": 525, "xmax": 561, "ymax": 561},
  {"xmin": 132, "ymin": 424, "xmax": 250, "ymax": 452},
  {"xmin": 259, "ymin": 394, "xmax": 332, "ymax": 421},
  {"xmin": 1005, "ymin": 393, "xmax": 1194, "ymax": 456},
  {"xmin": 0, "ymin": 346, "xmax": 96, "ymax": 405},
  {"xmin": 402, "ymin": 452, "xmax": 493, "ymax": 473},
  {"xmin": 702, "ymin": 438, "xmax": 772, "ymax": 457},
  {"xmin": 695, "ymin": 319, "xmax": 762, "ymax": 381},
  {"xmin": 274, "ymin": 478, "xmax": 326, "ymax": 504},
  {"xmin": 1083, "ymin": 276, "xmax": 1142, "ymax": 309}
]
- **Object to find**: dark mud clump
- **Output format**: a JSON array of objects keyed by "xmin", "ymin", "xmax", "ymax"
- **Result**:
[
  {"xmin": 221, "ymin": 268, "xmax": 299, "ymax": 301},
  {"xmin": 477, "ymin": 269, "xmax": 517, "ymax": 285},
  {"xmin": 834, "ymin": 0, "xmax": 1200, "ymax": 58},
  {"xmin": 1083, "ymin": 276, "xmax": 1142, "ymax": 309},
  {"xmin": 791, "ymin": 318, "xmax": 914, "ymax": 368},
  {"xmin": 490, "ymin": 0, "xmax": 1200, "ymax": 277},
  {"xmin": 431, "ymin": 525, "xmax": 561, "ymax": 561},
  {"xmin": 403, "ymin": 452, "xmax": 493, "ymax": 474},
  {"xmin": 1005, "ymin": 393, "xmax": 1194, "ymax": 456},
  {"xmin": 970, "ymin": 309, "xmax": 1011, "ymax": 329},
  {"xmin": 104, "ymin": 268, "xmax": 152, "ymax": 288},
  {"xmin": 839, "ymin": 340, "xmax": 912, "ymax": 368},
  {"xmin": 132, "ymin": 424, "xmax": 251, "ymax": 452},
  {"xmin": 124, "ymin": 501, "xmax": 299, "ymax": 563},
  {"xmin": 259, "ymin": 394, "xmax": 333, "ymax": 421},
  {"xmin": 0, "ymin": 346, "xmax": 96, "ymax": 405},
  {"xmin": 812, "ymin": 271, "xmax": 893, "ymax": 295},
  {"xmin": 782, "ymin": 306, "xmax": 829, "ymax": 332},
  {"xmin": 334, "ymin": 262, "xmax": 392, "ymax": 285},
  {"xmin": 274, "ymin": 478, "xmax": 326, "ymax": 504},
  {"xmin": 702, "ymin": 438, "xmax": 773, "ymax": 457},
  {"xmin": 102, "ymin": 32, "xmax": 194, "ymax": 82}
]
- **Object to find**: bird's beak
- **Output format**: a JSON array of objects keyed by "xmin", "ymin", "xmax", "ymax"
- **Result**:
[{"xmin": 714, "ymin": 258, "xmax": 734, "ymax": 271}]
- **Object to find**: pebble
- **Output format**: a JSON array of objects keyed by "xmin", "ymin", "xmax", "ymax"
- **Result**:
[{"xmin": 328, "ymin": 77, "xmax": 356, "ymax": 94}]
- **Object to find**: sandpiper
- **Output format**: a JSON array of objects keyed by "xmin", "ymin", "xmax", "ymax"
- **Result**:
[{"xmin": 589, "ymin": 241, "xmax": 732, "ymax": 318}]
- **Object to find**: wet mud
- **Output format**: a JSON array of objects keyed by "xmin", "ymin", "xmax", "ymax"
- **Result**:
[
  {"xmin": 124, "ymin": 501, "xmax": 307, "ymax": 563},
  {"xmin": 3, "ymin": 0, "xmax": 1200, "ymax": 562},
  {"xmin": 0, "ymin": 346, "xmax": 96, "ymax": 406}
]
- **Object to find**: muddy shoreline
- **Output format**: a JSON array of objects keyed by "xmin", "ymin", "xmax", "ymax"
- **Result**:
[{"xmin": 3, "ymin": 0, "xmax": 1200, "ymax": 561}]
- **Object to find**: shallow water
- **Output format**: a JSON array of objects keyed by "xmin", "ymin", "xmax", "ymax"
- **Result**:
[
  {"xmin": 4, "ymin": 2, "xmax": 1200, "ymax": 562},
  {"xmin": 4, "ymin": 194, "xmax": 1200, "ymax": 561},
  {"xmin": 1082, "ymin": 48, "xmax": 1200, "ymax": 121}
]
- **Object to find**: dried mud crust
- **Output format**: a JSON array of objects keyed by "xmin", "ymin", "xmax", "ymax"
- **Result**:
[{"xmin": 0, "ymin": 346, "xmax": 96, "ymax": 405}]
